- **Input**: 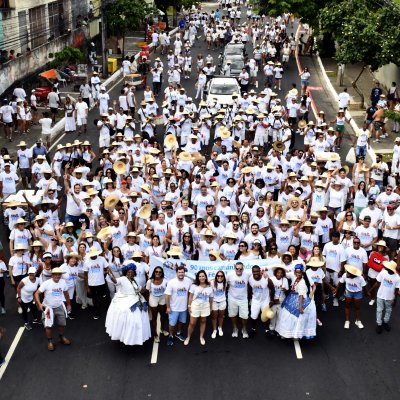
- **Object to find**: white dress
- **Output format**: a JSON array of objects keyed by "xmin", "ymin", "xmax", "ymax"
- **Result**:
[
  {"xmin": 275, "ymin": 278, "xmax": 316, "ymax": 339},
  {"xmin": 105, "ymin": 276, "xmax": 151, "ymax": 345}
]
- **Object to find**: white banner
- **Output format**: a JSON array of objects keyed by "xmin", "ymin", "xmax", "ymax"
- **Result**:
[{"xmin": 149, "ymin": 257, "xmax": 281, "ymax": 280}]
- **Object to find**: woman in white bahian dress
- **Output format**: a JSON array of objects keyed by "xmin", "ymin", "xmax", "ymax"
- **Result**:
[
  {"xmin": 105, "ymin": 264, "xmax": 151, "ymax": 345},
  {"xmin": 275, "ymin": 264, "xmax": 316, "ymax": 339}
]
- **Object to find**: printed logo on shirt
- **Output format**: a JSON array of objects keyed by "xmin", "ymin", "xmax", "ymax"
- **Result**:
[
  {"xmin": 177, "ymin": 287, "xmax": 188, "ymax": 297},
  {"xmin": 234, "ymin": 280, "xmax": 246, "ymax": 289}
]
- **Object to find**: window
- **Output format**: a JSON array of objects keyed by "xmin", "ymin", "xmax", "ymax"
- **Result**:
[
  {"xmin": 48, "ymin": 0, "xmax": 65, "ymax": 38},
  {"xmin": 29, "ymin": 5, "xmax": 46, "ymax": 48}
]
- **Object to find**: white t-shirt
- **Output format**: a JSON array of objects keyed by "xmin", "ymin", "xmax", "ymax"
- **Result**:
[
  {"xmin": 83, "ymin": 256, "xmax": 108, "ymax": 286},
  {"xmin": 249, "ymin": 275, "xmax": 270, "ymax": 302},
  {"xmin": 354, "ymin": 225, "xmax": 377, "ymax": 251},
  {"xmin": 211, "ymin": 281, "xmax": 226, "ymax": 303},
  {"xmin": 39, "ymin": 278, "xmax": 68, "ymax": 308},
  {"xmin": 344, "ymin": 247, "xmax": 368, "ymax": 272},
  {"xmin": 227, "ymin": 271, "xmax": 250, "ymax": 301},
  {"xmin": 39, "ymin": 118, "xmax": 53, "ymax": 135},
  {"xmin": 339, "ymin": 273, "xmax": 366, "ymax": 292},
  {"xmin": 376, "ymin": 269, "xmax": 400, "ymax": 301},
  {"xmin": 189, "ymin": 284, "xmax": 213, "ymax": 303},
  {"xmin": 146, "ymin": 278, "xmax": 168, "ymax": 297},
  {"xmin": 306, "ymin": 268, "xmax": 325, "ymax": 284},
  {"xmin": 322, "ymin": 242, "xmax": 346, "ymax": 272},
  {"xmin": 21, "ymin": 276, "xmax": 42, "ymax": 303},
  {"xmin": 164, "ymin": 276, "xmax": 192, "ymax": 312}
]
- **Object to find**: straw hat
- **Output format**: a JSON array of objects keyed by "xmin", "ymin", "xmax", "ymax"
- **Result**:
[
  {"xmin": 14, "ymin": 244, "xmax": 27, "ymax": 251},
  {"xmin": 232, "ymin": 140, "xmax": 241, "ymax": 149},
  {"xmin": 15, "ymin": 218, "xmax": 28, "ymax": 225},
  {"xmin": 51, "ymin": 267, "xmax": 66, "ymax": 274},
  {"xmin": 167, "ymin": 246, "xmax": 183, "ymax": 257},
  {"xmin": 261, "ymin": 306, "xmax": 275, "ymax": 322},
  {"xmin": 17, "ymin": 141, "xmax": 27, "ymax": 147},
  {"xmin": 113, "ymin": 160, "xmax": 126, "ymax": 174},
  {"xmin": 87, "ymin": 248, "xmax": 103, "ymax": 258},
  {"xmin": 131, "ymin": 251, "xmax": 143, "ymax": 258},
  {"xmin": 375, "ymin": 240, "xmax": 387, "ymax": 248},
  {"xmin": 246, "ymin": 107, "xmax": 256, "ymax": 115},
  {"xmin": 141, "ymin": 184, "xmax": 151, "ymax": 194},
  {"xmin": 97, "ymin": 226, "xmax": 113, "ymax": 240},
  {"xmin": 241, "ymin": 166, "xmax": 254, "ymax": 174},
  {"xmin": 30, "ymin": 240, "xmax": 44, "ymax": 248},
  {"xmin": 383, "ymin": 260, "xmax": 397, "ymax": 273},
  {"xmin": 330, "ymin": 153, "xmax": 340, "ymax": 161},
  {"xmin": 271, "ymin": 264, "xmax": 287, "ymax": 272},
  {"xmin": 125, "ymin": 232, "xmax": 137, "ymax": 240},
  {"xmin": 280, "ymin": 219, "xmax": 290, "ymax": 225},
  {"xmin": 137, "ymin": 204, "xmax": 152, "ymax": 219},
  {"xmin": 142, "ymin": 154, "xmax": 155, "ymax": 164},
  {"xmin": 103, "ymin": 177, "xmax": 113, "ymax": 185},
  {"xmin": 209, "ymin": 250, "xmax": 222, "ymax": 261},
  {"xmin": 303, "ymin": 221, "xmax": 314, "ymax": 228},
  {"xmin": 148, "ymin": 147, "xmax": 160, "ymax": 155},
  {"xmin": 202, "ymin": 229, "xmax": 216, "ymax": 237},
  {"xmin": 298, "ymin": 120, "xmax": 307, "ymax": 129},
  {"xmin": 164, "ymin": 134, "xmax": 178, "ymax": 149},
  {"xmin": 344, "ymin": 264, "xmax": 362, "ymax": 277},
  {"xmin": 178, "ymin": 151, "xmax": 192, "ymax": 161},
  {"xmin": 224, "ymin": 231, "xmax": 238, "ymax": 240},
  {"xmin": 104, "ymin": 194, "xmax": 120, "ymax": 209},
  {"xmin": 191, "ymin": 152, "xmax": 204, "ymax": 161},
  {"xmin": 288, "ymin": 197, "xmax": 301, "ymax": 207},
  {"xmin": 7, "ymin": 200, "xmax": 21, "ymax": 207},
  {"xmin": 306, "ymin": 257, "xmax": 324, "ymax": 268}
]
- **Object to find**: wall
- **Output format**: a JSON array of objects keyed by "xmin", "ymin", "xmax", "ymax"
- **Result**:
[
  {"xmin": 0, "ymin": 33, "xmax": 71, "ymax": 94},
  {"xmin": 374, "ymin": 63, "xmax": 400, "ymax": 90}
]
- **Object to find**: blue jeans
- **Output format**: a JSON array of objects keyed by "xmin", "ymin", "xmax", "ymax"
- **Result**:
[
  {"xmin": 376, "ymin": 298, "xmax": 393, "ymax": 324},
  {"xmin": 356, "ymin": 145, "xmax": 367, "ymax": 157}
]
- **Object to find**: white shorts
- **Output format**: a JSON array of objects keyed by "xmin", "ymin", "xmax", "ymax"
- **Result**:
[
  {"xmin": 228, "ymin": 298, "xmax": 249, "ymax": 319},
  {"xmin": 368, "ymin": 268, "xmax": 379, "ymax": 279},
  {"xmin": 282, "ymin": 54, "xmax": 289, "ymax": 62},
  {"xmin": 190, "ymin": 300, "xmax": 210, "ymax": 317},
  {"xmin": 250, "ymin": 298, "xmax": 270, "ymax": 320},
  {"xmin": 304, "ymin": 136, "xmax": 315, "ymax": 145},
  {"xmin": 99, "ymin": 135, "xmax": 110, "ymax": 148},
  {"xmin": 212, "ymin": 300, "xmax": 227, "ymax": 311},
  {"xmin": 149, "ymin": 294, "xmax": 166, "ymax": 307}
]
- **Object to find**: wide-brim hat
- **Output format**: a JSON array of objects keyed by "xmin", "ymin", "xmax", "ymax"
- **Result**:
[
  {"xmin": 178, "ymin": 151, "xmax": 191, "ymax": 161},
  {"xmin": 141, "ymin": 184, "xmax": 151, "ymax": 194},
  {"xmin": 104, "ymin": 194, "xmax": 120, "ymax": 209},
  {"xmin": 383, "ymin": 260, "xmax": 397, "ymax": 273},
  {"xmin": 97, "ymin": 226, "xmax": 113, "ymax": 240},
  {"xmin": 15, "ymin": 218, "xmax": 28, "ymax": 225},
  {"xmin": 138, "ymin": 204, "xmax": 152, "ymax": 219},
  {"xmin": 344, "ymin": 264, "xmax": 362, "ymax": 277},
  {"xmin": 7, "ymin": 200, "xmax": 22, "ymax": 207},
  {"xmin": 224, "ymin": 231, "xmax": 238, "ymax": 240},
  {"xmin": 374, "ymin": 240, "xmax": 387, "ymax": 248},
  {"xmin": 164, "ymin": 135, "xmax": 178, "ymax": 149},
  {"xmin": 306, "ymin": 257, "xmax": 324, "ymax": 268},
  {"xmin": 30, "ymin": 240, "xmax": 44, "ymax": 248},
  {"xmin": 166, "ymin": 246, "xmax": 182, "ymax": 256},
  {"xmin": 14, "ymin": 244, "xmax": 28, "ymax": 251},
  {"xmin": 202, "ymin": 229, "xmax": 216, "ymax": 237},
  {"xmin": 261, "ymin": 306, "xmax": 275, "ymax": 322},
  {"xmin": 65, "ymin": 252, "xmax": 82, "ymax": 261},
  {"xmin": 87, "ymin": 248, "xmax": 103, "ymax": 258},
  {"xmin": 288, "ymin": 197, "xmax": 301, "ymax": 207},
  {"xmin": 298, "ymin": 120, "xmax": 307, "ymax": 129},
  {"xmin": 241, "ymin": 166, "xmax": 254, "ymax": 174},
  {"xmin": 51, "ymin": 267, "xmax": 66, "ymax": 274},
  {"xmin": 113, "ymin": 160, "xmax": 126, "ymax": 174},
  {"xmin": 209, "ymin": 250, "xmax": 222, "ymax": 261},
  {"xmin": 17, "ymin": 141, "xmax": 27, "ymax": 147}
]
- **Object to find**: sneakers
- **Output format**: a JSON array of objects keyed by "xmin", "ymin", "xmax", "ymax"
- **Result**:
[
  {"xmin": 333, "ymin": 298, "xmax": 339, "ymax": 307},
  {"xmin": 47, "ymin": 341, "xmax": 55, "ymax": 351},
  {"xmin": 167, "ymin": 336, "xmax": 174, "ymax": 346},
  {"xmin": 242, "ymin": 329, "xmax": 249, "ymax": 339},
  {"xmin": 200, "ymin": 337, "xmax": 205, "ymax": 345},
  {"xmin": 218, "ymin": 327, "xmax": 223, "ymax": 337},
  {"xmin": 344, "ymin": 321, "xmax": 350, "ymax": 329},
  {"xmin": 24, "ymin": 323, "xmax": 32, "ymax": 331},
  {"xmin": 93, "ymin": 315, "xmax": 99, "ymax": 320},
  {"xmin": 183, "ymin": 337, "xmax": 190, "ymax": 346},
  {"xmin": 316, "ymin": 319, "xmax": 323, "ymax": 326},
  {"xmin": 1, "ymin": 307, "xmax": 5, "ymax": 315},
  {"xmin": 355, "ymin": 320, "xmax": 364, "ymax": 329},
  {"xmin": 376, "ymin": 325, "xmax": 383, "ymax": 334},
  {"xmin": 32, "ymin": 319, "xmax": 41, "ymax": 325},
  {"xmin": 18, "ymin": 306, "xmax": 22, "ymax": 314},
  {"xmin": 369, "ymin": 299, "xmax": 375, "ymax": 306},
  {"xmin": 383, "ymin": 322, "xmax": 391, "ymax": 332},
  {"xmin": 81, "ymin": 305, "xmax": 87, "ymax": 310},
  {"xmin": 154, "ymin": 335, "xmax": 160, "ymax": 343},
  {"xmin": 162, "ymin": 330, "xmax": 169, "ymax": 337},
  {"xmin": 175, "ymin": 332, "xmax": 186, "ymax": 342},
  {"xmin": 211, "ymin": 330, "xmax": 217, "ymax": 339},
  {"xmin": 232, "ymin": 328, "xmax": 239, "ymax": 338}
]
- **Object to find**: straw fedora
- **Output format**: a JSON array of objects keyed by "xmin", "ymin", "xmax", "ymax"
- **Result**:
[
  {"xmin": 375, "ymin": 240, "xmax": 387, "ymax": 248},
  {"xmin": 131, "ymin": 251, "xmax": 144, "ymax": 258},
  {"xmin": 7, "ymin": 200, "xmax": 21, "ymax": 207},
  {"xmin": 202, "ymin": 229, "xmax": 216, "ymax": 237},
  {"xmin": 261, "ymin": 305, "xmax": 275, "ymax": 322},
  {"xmin": 164, "ymin": 135, "xmax": 178, "ymax": 149},
  {"xmin": 224, "ymin": 231, "xmax": 238, "ymax": 240},
  {"xmin": 298, "ymin": 120, "xmax": 307, "ymax": 129},
  {"xmin": 17, "ymin": 141, "xmax": 27, "ymax": 147},
  {"xmin": 306, "ymin": 257, "xmax": 324, "ymax": 268},
  {"xmin": 148, "ymin": 147, "xmax": 160, "ymax": 155},
  {"xmin": 383, "ymin": 260, "xmax": 397, "ymax": 273},
  {"xmin": 14, "ymin": 244, "xmax": 27, "ymax": 251},
  {"xmin": 113, "ymin": 160, "xmax": 126, "ymax": 174},
  {"xmin": 51, "ymin": 267, "xmax": 66, "ymax": 274},
  {"xmin": 178, "ymin": 151, "xmax": 192, "ymax": 161},
  {"xmin": 30, "ymin": 240, "xmax": 44, "ymax": 248},
  {"xmin": 137, "ymin": 204, "xmax": 152, "ymax": 219},
  {"xmin": 167, "ymin": 246, "xmax": 182, "ymax": 257},
  {"xmin": 220, "ymin": 128, "xmax": 231, "ymax": 139},
  {"xmin": 232, "ymin": 140, "xmax": 241, "ymax": 149},
  {"xmin": 104, "ymin": 194, "xmax": 120, "ymax": 209},
  {"xmin": 209, "ymin": 250, "xmax": 222, "ymax": 261},
  {"xmin": 288, "ymin": 197, "xmax": 301, "ymax": 207},
  {"xmin": 97, "ymin": 226, "xmax": 113, "ymax": 240},
  {"xmin": 15, "ymin": 218, "xmax": 28, "ymax": 225},
  {"xmin": 191, "ymin": 152, "xmax": 204, "ymax": 161},
  {"xmin": 344, "ymin": 264, "xmax": 362, "ymax": 277},
  {"xmin": 330, "ymin": 153, "xmax": 340, "ymax": 161},
  {"xmin": 87, "ymin": 248, "xmax": 103, "ymax": 258},
  {"xmin": 141, "ymin": 184, "xmax": 151, "ymax": 193},
  {"xmin": 241, "ymin": 166, "xmax": 254, "ymax": 174},
  {"xmin": 271, "ymin": 264, "xmax": 287, "ymax": 272},
  {"xmin": 142, "ymin": 154, "xmax": 155, "ymax": 164},
  {"xmin": 303, "ymin": 221, "xmax": 314, "ymax": 228}
]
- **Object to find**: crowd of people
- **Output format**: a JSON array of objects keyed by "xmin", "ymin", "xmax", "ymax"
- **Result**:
[{"xmin": 1, "ymin": 0, "xmax": 400, "ymax": 358}]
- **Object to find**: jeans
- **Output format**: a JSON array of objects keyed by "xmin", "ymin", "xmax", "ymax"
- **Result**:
[
  {"xmin": 356, "ymin": 145, "xmax": 367, "ymax": 157},
  {"xmin": 376, "ymin": 298, "xmax": 393, "ymax": 325}
]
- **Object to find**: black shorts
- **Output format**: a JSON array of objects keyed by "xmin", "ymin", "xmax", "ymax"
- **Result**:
[
  {"xmin": 50, "ymin": 107, "xmax": 58, "ymax": 114},
  {"xmin": 5, "ymin": 122, "xmax": 13, "ymax": 128}
]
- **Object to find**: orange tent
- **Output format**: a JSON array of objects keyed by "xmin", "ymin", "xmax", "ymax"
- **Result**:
[{"xmin": 39, "ymin": 69, "xmax": 59, "ymax": 80}]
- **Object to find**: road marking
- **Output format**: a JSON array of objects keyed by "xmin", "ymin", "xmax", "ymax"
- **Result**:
[
  {"xmin": 150, "ymin": 315, "xmax": 161, "ymax": 364},
  {"xmin": 0, "ymin": 327, "xmax": 24, "ymax": 380},
  {"xmin": 48, "ymin": 74, "xmax": 124, "ymax": 151},
  {"xmin": 293, "ymin": 339, "xmax": 303, "ymax": 359}
]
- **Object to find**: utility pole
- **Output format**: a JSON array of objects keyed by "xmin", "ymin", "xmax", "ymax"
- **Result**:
[{"xmin": 101, "ymin": 0, "xmax": 108, "ymax": 79}]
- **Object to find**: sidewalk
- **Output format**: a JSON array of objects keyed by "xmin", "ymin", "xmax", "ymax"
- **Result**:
[{"xmin": 320, "ymin": 58, "xmax": 395, "ymax": 153}]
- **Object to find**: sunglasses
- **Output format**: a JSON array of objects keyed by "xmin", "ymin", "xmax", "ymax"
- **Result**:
[
  {"xmin": 216, "ymin": 275, "xmax": 224, "ymax": 278},
  {"xmin": 235, "ymin": 267, "xmax": 243, "ymax": 271}
]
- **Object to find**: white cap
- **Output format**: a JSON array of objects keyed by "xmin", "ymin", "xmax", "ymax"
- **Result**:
[{"xmin": 28, "ymin": 267, "xmax": 37, "ymax": 274}]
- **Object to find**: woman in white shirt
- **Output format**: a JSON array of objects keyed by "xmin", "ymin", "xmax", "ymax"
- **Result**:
[
  {"xmin": 328, "ymin": 181, "xmax": 346, "ymax": 217},
  {"xmin": 211, "ymin": 270, "xmax": 227, "ymax": 338}
]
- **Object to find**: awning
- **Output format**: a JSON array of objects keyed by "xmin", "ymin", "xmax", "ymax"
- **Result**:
[{"xmin": 39, "ymin": 69, "xmax": 61, "ymax": 80}]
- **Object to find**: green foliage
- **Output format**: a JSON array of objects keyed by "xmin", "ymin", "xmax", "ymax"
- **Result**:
[
  {"xmin": 319, "ymin": 0, "xmax": 400, "ymax": 70},
  {"xmin": 385, "ymin": 109, "xmax": 400, "ymax": 123},
  {"xmin": 106, "ymin": 0, "xmax": 155, "ymax": 33},
  {"xmin": 48, "ymin": 46, "xmax": 84, "ymax": 68},
  {"xmin": 155, "ymin": 0, "xmax": 199, "ymax": 13}
]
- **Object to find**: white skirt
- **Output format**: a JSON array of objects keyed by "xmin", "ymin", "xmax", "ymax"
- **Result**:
[
  {"xmin": 105, "ymin": 293, "xmax": 151, "ymax": 345},
  {"xmin": 275, "ymin": 292, "xmax": 316, "ymax": 339}
]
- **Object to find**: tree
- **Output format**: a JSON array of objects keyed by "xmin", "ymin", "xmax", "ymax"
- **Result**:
[
  {"xmin": 154, "ymin": 0, "xmax": 199, "ymax": 28},
  {"xmin": 48, "ymin": 47, "xmax": 85, "ymax": 69}
]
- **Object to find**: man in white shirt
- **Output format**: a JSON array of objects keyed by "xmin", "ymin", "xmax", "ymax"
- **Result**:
[
  {"xmin": 75, "ymin": 97, "xmax": 89, "ymax": 135},
  {"xmin": 382, "ymin": 204, "xmax": 400, "ymax": 259},
  {"xmin": 47, "ymin": 87, "xmax": 60, "ymax": 123},
  {"xmin": 338, "ymin": 88, "xmax": 350, "ymax": 111},
  {"xmin": 17, "ymin": 141, "xmax": 33, "ymax": 189},
  {"xmin": 0, "ymin": 99, "xmax": 14, "ymax": 141},
  {"xmin": 39, "ymin": 112, "xmax": 53, "ymax": 148}
]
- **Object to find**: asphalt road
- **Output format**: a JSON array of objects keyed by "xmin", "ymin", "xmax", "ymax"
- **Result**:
[{"xmin": 1, "ymin": 4, "xmax": 398, "ymax": 400}]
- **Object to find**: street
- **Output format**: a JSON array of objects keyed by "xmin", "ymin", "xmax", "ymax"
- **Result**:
[{"xmin": 0, "ymin": 3, "xmax": 398, "ymax": 400}]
